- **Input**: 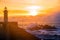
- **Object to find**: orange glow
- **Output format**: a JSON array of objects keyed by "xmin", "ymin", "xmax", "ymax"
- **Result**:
[
  {"xmin": 0, "ymin": 0, "xmax": 59, "ymax": 16},
  {"xmin": 25, "ymin": 6, "xmax": 44, "ymax": 16}
]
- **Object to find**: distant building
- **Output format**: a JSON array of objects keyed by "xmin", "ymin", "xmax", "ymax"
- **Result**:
[{"xmin": 0, "ymin": 22, "xmax": 18, "ymax": 35}]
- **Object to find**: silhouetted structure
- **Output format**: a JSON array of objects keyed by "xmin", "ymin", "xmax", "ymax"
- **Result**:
[
  {"xmin": 0, "ymin": 22, "xmax": 18, "ymax": 40},
  {"xmin": 4, "ymin": 7, "xmax": 8, "ymax": 28},
  {"xmin": 0, "ymin": 22, "xmax": 40, "ymax": 40},
  {"xmin": 3, "ymin": 7, "xmax": 9, "ymax": 40}
]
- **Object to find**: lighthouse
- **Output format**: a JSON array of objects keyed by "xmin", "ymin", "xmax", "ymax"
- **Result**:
[
  {"xmin": 4, "ymin": 7, "xmax": 8, "ymax": 27},
  {"xmin": 3, "ymin": 7, "xmax": 9, "ymax": 40}
]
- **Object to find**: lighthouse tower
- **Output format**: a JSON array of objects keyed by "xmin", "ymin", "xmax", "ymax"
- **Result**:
[
  {"xmin": 4, "ymin": 7, "xmax": 8, "ymax": 27},
  {"xmin": 3, "ymin": 7, "xmax": 9, "ymax": 40}
]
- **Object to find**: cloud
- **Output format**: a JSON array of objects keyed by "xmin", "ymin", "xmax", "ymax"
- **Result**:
[{"xmin": 0, "ymin": 0, "xmax": 59, "ymax": 10}]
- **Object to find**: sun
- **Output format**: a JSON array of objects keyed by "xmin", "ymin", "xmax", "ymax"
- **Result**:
[{"xmin": 26, "ymin": 6, "xmax": 43, "ymax": 16}]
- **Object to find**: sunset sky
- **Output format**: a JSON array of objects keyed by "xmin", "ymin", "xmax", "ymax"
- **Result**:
[
  {"xmin": 0, "ymin": 0, "xmax": 59, "ymax": 16},
  {"xmin": 0, "ymin": 0, "xmax": 60, "ymax": 28}
]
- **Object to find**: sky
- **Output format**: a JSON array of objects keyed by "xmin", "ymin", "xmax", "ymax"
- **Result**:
[
  {"xmin": 0, "ymin": 0, "xmax": 59, "ymax": 9},
  {"xmin": 0, "ymin": 0, "xmax": 59, "ymax": 16},
  {"xmin": 0, "ymin": 0, "xmax": 60, "ymax": 28}
]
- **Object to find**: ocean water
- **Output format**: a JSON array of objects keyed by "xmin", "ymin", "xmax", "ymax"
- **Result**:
[{"xmin": 26, "ymin": 26, "xmax": 60, "ymax": 40}]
